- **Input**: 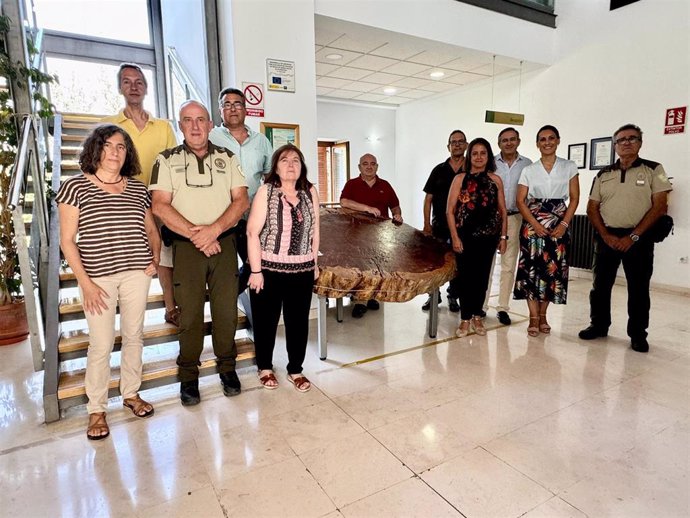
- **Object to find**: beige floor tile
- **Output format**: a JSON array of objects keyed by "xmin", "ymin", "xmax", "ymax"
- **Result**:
[
  {"xmin": 522, "ymin": 496, "xmax": 587, "ymax": 517},
  {"xmin": 369, "ymin": 410, "xmax": 476, "ymax": 473},
  {"xmin": 333, "ymin": 384, "xmax": 422, "ymax": 430},
  {"xmin": 136, "ymin": 486, "xmax": 225, "ymax": 518},
  {"xmin": 218, "ymin": 456, "xmax": 335, "ymax": 517},
  {"xmin": 340, "ymin": 477, "xmax": 460, "ymax": 517},
  {"xmin": 300, "ymin": 431, "xmax": 412, "ymax": 508},
  {"xmin": 421, "ymin": 447, "xmax": 552, "ymax": 518}
]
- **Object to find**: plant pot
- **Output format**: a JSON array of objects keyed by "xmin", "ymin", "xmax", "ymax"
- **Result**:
[{"xmin": 0, "ymin": 298, "xmax": 30, "ymax": 345}]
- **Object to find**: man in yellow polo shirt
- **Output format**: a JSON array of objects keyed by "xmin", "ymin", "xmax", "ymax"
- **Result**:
[{"xmin": 103, "ymin": 63, "xmax": 179, "ymax": 325}]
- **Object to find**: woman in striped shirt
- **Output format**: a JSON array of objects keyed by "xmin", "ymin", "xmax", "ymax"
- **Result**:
[
  {"xmin": 57, "ymin": 124, "xmax": 160, "ymax": 440},
  {"xmin": 247, "ymin": 144, "xmax": 320, "ymax": 392}
]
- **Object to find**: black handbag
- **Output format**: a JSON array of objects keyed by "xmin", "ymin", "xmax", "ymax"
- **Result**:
[{"xmin": 647, "ymin": 215, "xmax": 674, "ymax": 243}]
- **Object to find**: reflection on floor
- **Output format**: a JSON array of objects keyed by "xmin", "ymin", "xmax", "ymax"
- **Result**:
[{"xmin": 1, "ymin": 277, "xmax": 688, "ymax": 517}]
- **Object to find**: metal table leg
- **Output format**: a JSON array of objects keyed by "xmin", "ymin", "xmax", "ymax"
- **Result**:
[
  {"xmin": 428, "ymin": 290, "xmax": 439, "ymax": 338},
  {"xmin": 336, "ymin": 297, "xmax": 344, "ymax": 322},
  {"xmin": 318, "ymin": 295, "xmax": 328, "ymax": 360}
]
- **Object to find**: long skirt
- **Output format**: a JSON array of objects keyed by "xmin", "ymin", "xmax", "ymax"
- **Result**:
[{"xmin": 513, "ymin": 198, "xmax": 570, "ymax": 304}]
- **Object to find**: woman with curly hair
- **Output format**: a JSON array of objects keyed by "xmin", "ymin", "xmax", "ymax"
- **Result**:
[
  {"xmin": 447, "ymin": 137, "xmax": 507, "ymax": 337},
  {"xmin": 57, "ymin": 124, "xmax": 160, "ymax": 440},
  {"xmin": 513, "ymin": 125, "xmax": 580, "ymax": 336}
]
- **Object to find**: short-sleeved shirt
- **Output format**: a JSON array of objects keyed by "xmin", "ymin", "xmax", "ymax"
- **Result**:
[
  {"xmin": 494, "ymin": 153, "xmax": 532, "ymax": 212},
  {"xmin": 423, "ymin": 158, "xmax": 461, "ymax": 239},
  {"xmin": 209, "ymin": 124, "xmax": 272, "ymax": 201},
  {"xmin": 340, "ymin": 175, "xmax": 400, "ymax": 219},
  {"xmin": 56, "ymin": 175, "xmax": 153, "ymax": 278},
  {"xmin": 518, "ymin": 157, "xmax": 578, "ymax": 199},
  {"xmin": 589, "ymin": 157, "xmax": 673, "ymax": 228},
  {"xmin": 149, "ymin": 142, "xmax": 247, "ymax": 225},
  {"xmin": 101, "ymin": 110, "xmax": 177, "ymax": 186}
]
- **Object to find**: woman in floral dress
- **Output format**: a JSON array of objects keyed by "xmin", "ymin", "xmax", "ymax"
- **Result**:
[{"xmin": 513, "ymin": 125, "xmax": 580, "ymax": 336}]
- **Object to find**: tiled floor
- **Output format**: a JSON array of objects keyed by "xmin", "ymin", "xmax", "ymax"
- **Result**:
[{"xmin": 1, "ymin": 277, "xmax": 688, "ymax": 517}]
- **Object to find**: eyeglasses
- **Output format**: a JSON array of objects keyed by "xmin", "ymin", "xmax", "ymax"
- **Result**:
[
  {"xmin": 614, "ymin": 136, "xmax": 641, "ymax": 145},
  {"xmin": 221, "ymin": 101, "xmax": 245, "ymax": 110},
  {"xmin": 184, "ymin": 150, "xmax": 213, "ymax": 188},
  {"xmin": 449, "ymin": 140, "xmax": 467, "ymax": 146}
]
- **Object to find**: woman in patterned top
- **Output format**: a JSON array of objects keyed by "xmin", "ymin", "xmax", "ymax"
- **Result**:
[
  {"xmin": 513, "ymin": 125, "xmax": 579, "ymax": 337},
  {"xmin": 57, "ymin": 124, "xmax": 160, "ymax": 440},
  {"xmin": 246, "ymin": 144, "xmax": 320, "ymax": 392},
  {"xmin": 447, "ymin": 138, "xmax": 508, "ymax": 338}
]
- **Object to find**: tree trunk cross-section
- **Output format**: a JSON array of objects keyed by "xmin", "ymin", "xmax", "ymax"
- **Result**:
[{"xmin": 314, "ymin": 208, "xmax": 456, "ymax": 302}]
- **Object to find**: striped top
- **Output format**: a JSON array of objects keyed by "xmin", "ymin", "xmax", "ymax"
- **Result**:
[
  {"xmin": 259, "ymin": 184, "xmax": 316, "ymax": 273},
  {"xmin": 56, "ymin": 175, "xmax": 153, "ymax": 278}
]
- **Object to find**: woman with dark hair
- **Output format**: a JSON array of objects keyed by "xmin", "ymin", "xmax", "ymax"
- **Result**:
[
  {"xmin": 56, "ymin": 124, "xmax": 160, "ymax": 440},
  {"xmin": 447, "ymin": 138, "xmax": 508, "ymax": 337},
  {"xmin": 513, "ymin": 125, "xmax": 580, "ymax": 336},
  {"xmin": 246, "ymin": 144, "xmax": 320, "ymax": 392}
]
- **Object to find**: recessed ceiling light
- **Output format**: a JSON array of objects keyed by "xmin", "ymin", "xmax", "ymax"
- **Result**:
[
  {"xmin": 383, "ymin": 87, "xmax": 397, "ymax": 95},
  {"xmin": 325, "ymin": 53, "xmax": 343, "ymax": 60},
  {"xmin": 429, "ymin": 71, "xmax": 445, "ymax": 79}
]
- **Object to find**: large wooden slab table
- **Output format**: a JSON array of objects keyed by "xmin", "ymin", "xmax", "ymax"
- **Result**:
[{"xmin": 313, "ymin": 208, "xmax": 456, "ymax": 359}]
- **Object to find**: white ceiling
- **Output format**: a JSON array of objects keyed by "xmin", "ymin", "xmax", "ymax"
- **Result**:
[{"xmin": 315, "ymin": 16, "xmax": 544, "ymax": 107}]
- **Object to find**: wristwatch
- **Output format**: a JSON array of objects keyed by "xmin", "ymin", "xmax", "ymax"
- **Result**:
[
  {"xmin": 500, "ymin": 235, "xmax": 509, "ymax": 240},
  {"xmin": 629, "ymin": 233, "xmax": 640, "ymax": 242}
]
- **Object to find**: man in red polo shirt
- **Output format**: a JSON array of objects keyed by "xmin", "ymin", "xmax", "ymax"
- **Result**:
[{"xmin": 340, "ymin": 153, "xmax": 404, "ymax": 318}]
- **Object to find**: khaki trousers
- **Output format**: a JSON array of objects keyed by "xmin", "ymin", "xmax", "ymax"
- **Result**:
[
  {"xmin": 82, "ymin": 269, "xmax": 152, "ymax": 414},
  {"xmin": 484, "ymin": 213, "xmax": 522, "ymax": 312}
]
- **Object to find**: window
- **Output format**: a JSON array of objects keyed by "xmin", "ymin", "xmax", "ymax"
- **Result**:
[
  {"xmin": 317, "ymin": 141, "xmax": 350, "ymax": 204},
  {"xmin": 455, "ymin": 0, "xmax": 556, "ymax": 28}
]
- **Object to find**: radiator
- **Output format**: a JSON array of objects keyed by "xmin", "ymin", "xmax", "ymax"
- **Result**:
[{"xmin": 570, "ymin": 214, "xmax": 596, "ymax": 270}]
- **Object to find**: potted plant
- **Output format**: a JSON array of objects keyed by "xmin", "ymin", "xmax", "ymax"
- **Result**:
[{"xmin": 0, "ymin": 14, "xmax": 56, "ymax": 344}]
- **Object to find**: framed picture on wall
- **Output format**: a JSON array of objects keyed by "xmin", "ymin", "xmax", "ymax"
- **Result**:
[
  {"xmin": 590, "ymin": 137, "xmax": 614, "ymax": 170},
  {"xmin": 260, "ymin": 122, "xmax": 300, "ymax": 148},
  {"xmin": 568, "ymin": 143, "xmax": 587, "ymax": 169}
]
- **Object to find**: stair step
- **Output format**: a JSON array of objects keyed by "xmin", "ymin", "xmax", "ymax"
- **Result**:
[
  {"xmin": 57, "ymin": 338, "xmax": 256, "ymax": 400},
  {"xmin": 60, "ymin": 292, "xmax": 166, "ymax": 320},
  {"xmin": 61, "ymin": 161, "xmax": 79, "ymax": 171},
  {"xmin": 62, "ymin": 113, "xmax": 107, "ymax": 123},
  {"xmin": 61, "ymin": 134, "xmax": 87, "ymax": 143},
  {"xmin": 59, "ymin": 314, "xmax": 249, "ymax": 358},
  {"xmin": 62, "ymin": 121, "xmax": 98, "ymax": 131}
]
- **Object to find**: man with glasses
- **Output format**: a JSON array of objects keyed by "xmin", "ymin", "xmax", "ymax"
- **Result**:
[
  {"xmin": 150, "ymin": 100, "xmax": 250, "ymax": 404},
  {"xmin": 579, "ymin": 124, "xmax": 672, "ymax": 353},
  {"xmin": 421, "ymin": 130, "xmax": 467, "ymax": 312},
  {"xmin": 103, "ymin": 63, "xmax": 179, "ymax": 326},
  {"xmin": 209, "ymin": 88, "xmax": 273, "ymax": 293},
  {"xmin": 482, "ymin": 127, "xmax": 532, "ymax": 325}
]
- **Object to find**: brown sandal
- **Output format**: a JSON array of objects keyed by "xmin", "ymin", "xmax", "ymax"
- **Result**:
[
  {"xmin": 287, "ymin": 374, "xmax": 311, "ymax": 393},
  {"xmin": 123, "ymin": 395, "xmax": 155, "ymax": 418},
  {"xmin": 539, "ymin": 314, "xmax": 551, "ymax": 334},
  {"xmin": 527, "ymin": 317, "xmax": 540, "ymax": 337},
  {"xmin": 87, "ymin": 412, "xmax": 110, "ymax": 440},
  {"xmin": 258, "ymin": 370, "xmax": 279, "ymax": 390}
]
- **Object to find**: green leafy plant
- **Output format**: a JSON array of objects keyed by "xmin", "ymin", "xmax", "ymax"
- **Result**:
[{"xmin": 0, "ymin": 14, "xmax": 56, "ymax": 305}]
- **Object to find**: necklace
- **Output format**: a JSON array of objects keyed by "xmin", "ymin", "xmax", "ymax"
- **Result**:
[{"xmin": 94, "ymin": 173, "xmax": 123, "ymax": 185}]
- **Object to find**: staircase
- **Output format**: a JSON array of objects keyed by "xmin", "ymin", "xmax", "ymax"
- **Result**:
[{"xmin": 42, "ymin": 113, "xmax": 256, "ymax": 422}]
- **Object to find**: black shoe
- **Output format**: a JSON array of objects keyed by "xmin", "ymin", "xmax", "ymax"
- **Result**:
[
  {"xmin": 477, "ymin": 310, "xmax": 486, "ymax": 318},
  {"xmin": 180, "ymin": 380, "xmax": 200, "ymax": 406},
  {"xmin": 497, "ymin": 311, "xmax": 511, "ymax": 325},
  {"xmin": 352, "ymin": 304, "xmax": 368, "ymax": 318},
  {"xmin": 422, "ymin": 293, "xmax": 442, "ymax": 311},
  {"xmin": 448, "ymin": 297, "xmax": 460, "ymax": 313},
  {"xmin": 631, "ymin": 337, "xmax": 649, "ymax": 353},
  {"xmin": 578, "ymin": 325, "xmax": 608, "ymax": 340},
  {"xmin": 366, "ymin": 299, "xmax": 380, "ymax": 310},
  {"xmin": 220, "ymin": 371, "xmax": 241, "ymax": 397}
]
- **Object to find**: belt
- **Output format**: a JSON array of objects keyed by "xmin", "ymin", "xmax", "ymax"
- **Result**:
[{"xmin": 507, "ymin": 210, "xmax": 520, "ymax": 216}]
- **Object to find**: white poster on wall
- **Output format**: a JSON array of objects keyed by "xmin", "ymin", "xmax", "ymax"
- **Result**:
[{"xmin": 266, "ymin": 59, "xmax": 295, "ymax": 92}]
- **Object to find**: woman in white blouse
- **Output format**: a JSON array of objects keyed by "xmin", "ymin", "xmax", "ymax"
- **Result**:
[{"xmin": 513, "ymin": 125, "xmax": 580, "ymax": 336}]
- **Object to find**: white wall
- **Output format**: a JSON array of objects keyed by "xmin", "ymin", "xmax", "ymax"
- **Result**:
[
  {"xmin": 217, "ymin": 0, "xmax": 319, "ymax": 182},
  {"xmin": 317, "ymin": 100, "xmax": 396, "ymax": 184},
  {"xmin": 396, "ymin": 0, "xmax": 690, "ymax": 289}
]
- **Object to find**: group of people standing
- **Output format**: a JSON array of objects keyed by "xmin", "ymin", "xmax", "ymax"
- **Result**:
[{"xmin": 57, "ymin": 64, "xmax": 318, "ymax": 440}]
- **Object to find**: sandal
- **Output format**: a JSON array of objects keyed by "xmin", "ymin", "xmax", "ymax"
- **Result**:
[
  {"xmin": 456, "ymin": 319, "xmax": 471, "ymax": 338},
  {"xmin": 86, "ymin": 412, "xmax": 110, "ymax": 441},
  {"xmin": 472, "ymin": 316, "xmax": 486, "ymax": 336},
  {"xmin": 123, "ymin": 395, "xmax": 155, "ymax": 418},
  {"xmin": 286, "ymin": 374, "xmax": 311, "ymax": 393},
  {"xmin": 164, "ymin": 307, "xmax": 181, "ymax": 327},
  {"xmin": 527, "ymin": 317, "xmax": 540, "ymax": 337},
  {"xmin": 539, "ymin": 314, "xmax": 551, "ymax": 334},
  {"xmin": 258, "ymin": 370, "xmax": 279, "ymax": 390}
]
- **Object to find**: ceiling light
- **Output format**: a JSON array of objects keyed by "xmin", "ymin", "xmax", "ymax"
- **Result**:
[
  {"xmin": 325, "ymin": 53, "xmax": 343, "ymax": 60},
  {"xmin": 429, "ymin": 71, "xmax": 445, "ymax": 79},
  {"xmin": 383, "ymin": 87, "xmax": 397, "ymax": 95}
]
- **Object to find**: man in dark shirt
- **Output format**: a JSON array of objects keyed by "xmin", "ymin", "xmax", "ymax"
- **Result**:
[{"xmin": 421, "ymin": 129, "xmax": 467, "ymax": 312}]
